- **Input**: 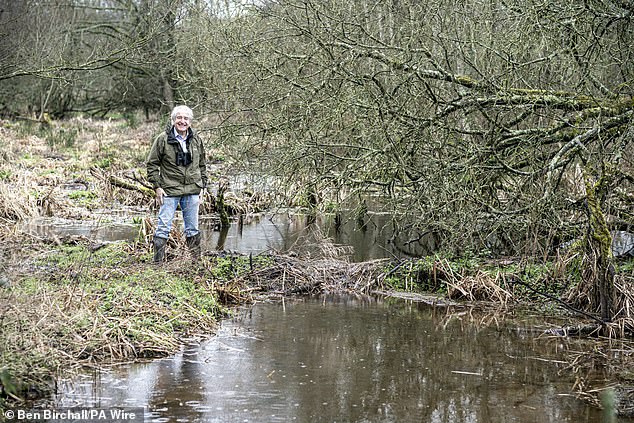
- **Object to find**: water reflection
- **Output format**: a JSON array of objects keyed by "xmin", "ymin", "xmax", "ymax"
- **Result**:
[
  {"xmin": 56, "ymin": 295, "xmax": 608, "ymax": 422},
  {"xmin": 201, "ymin": 212, "xmax": 428, "ymax": 262},
  {"xmin": 21, "ymin": 216, "xmax": 139, "ymax": 241},
  {"xmin": 21, "ymin": 208, "xmax": 435, "ymax": 262}
]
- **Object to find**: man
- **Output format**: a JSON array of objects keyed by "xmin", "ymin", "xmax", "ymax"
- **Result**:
[{"xmin": 146, "ymin": 105, "xmax": 207, "ymax": 262}]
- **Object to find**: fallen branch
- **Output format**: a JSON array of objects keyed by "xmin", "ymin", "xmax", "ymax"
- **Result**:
[{"xmin": 108, "ymin": 175, "xmax": 154, "ymax": 199}]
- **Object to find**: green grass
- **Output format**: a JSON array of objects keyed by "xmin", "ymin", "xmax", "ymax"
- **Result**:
[
  {"xmin": 382, "ymin": 254, "xmax": 561, "ymax": 299},
  {"xmin": 0, "ymin": 240, "xmax": 241, "ymax": 409}
]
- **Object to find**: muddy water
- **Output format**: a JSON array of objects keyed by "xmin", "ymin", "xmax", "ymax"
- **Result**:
[
  {"xmin": 55, "ymin": 294, "xmax": 609, "ymax": 422},
  {"xmin": 201, "ymin": 212, "xmax": 410, "ymax": 261},
  {"xmin": 23, "ymin": 211, "xmax": 418, "ymax": 262}
]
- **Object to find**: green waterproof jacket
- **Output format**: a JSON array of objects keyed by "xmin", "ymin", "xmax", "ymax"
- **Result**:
[{"xmin": 146, "ymin": 126, "xmax": 208, "ymax": 197}]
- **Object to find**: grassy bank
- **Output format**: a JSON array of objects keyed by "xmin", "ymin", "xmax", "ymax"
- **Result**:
[{"xmin": 0, "ymin": 235, "xmax": 256, "ymax": 407}]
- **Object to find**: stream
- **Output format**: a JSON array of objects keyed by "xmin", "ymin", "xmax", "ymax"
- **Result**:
[
  {"xmin": 54, "ymin": 294, "xmax": 615, "ymax": 423},
  {"xmin": 22, "ymin": 212, "xmax": 632, "ymax": 421},
  {"xmin": 23, "ymin": 211, "xmax": 425, "ymax": 262}
]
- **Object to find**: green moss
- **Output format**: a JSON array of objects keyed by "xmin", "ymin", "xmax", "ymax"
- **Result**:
[
  {"xmin": 92, "ymin": 242, "xmax": 130, "ymax": 265},
  {"xmin": 38, "ymin": 245, "xmax": 88, "ymax": 269},
  {"xmin": 36, "ymin": 243, "xmax": 137, "ymax": 277},
  {"xmin": 383, "ymin": 256, "xmax": 446, "ymax": 293},
  {"xmin": 93, "ymin": 157, "xmax": 112, "ymax": 169},
  {"xmin": 11, "ymin": 277, "xmax": 43, "ymax": 295},
  {"xmin": 68, "ymin": 190, "xmax": 97, "ymax": 202}
]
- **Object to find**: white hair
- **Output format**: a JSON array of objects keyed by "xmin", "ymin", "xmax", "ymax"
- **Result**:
[{"xmin": 170, "ymin": 105, "xmax": 194, "ymax": 122}]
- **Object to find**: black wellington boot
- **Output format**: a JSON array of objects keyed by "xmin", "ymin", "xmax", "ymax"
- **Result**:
[
  {"xmin": 153, "ymin": 236, "xmax": 168, "ymax": 263},
  {"xmin": 186, "ymin": 233, "xmax": 202, "ymax": 261}
]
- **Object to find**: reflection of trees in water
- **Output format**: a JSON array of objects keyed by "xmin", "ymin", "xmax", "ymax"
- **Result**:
[
  {"xmin": 197, "ymin": 196, "xmax": 454, "ymax": 261},
  {"xmin": 247, "ymin": 296, "xmax": 589, "ymax": 422},
  {"xmin": 60, "ymin": 296, "xmax": 598, "ymax": 421},
  {"xmin": 198, "ymin": 206, "xmax": 445, "ymax": 261},
  {"xmin": 144, "ymin": 350, "xmax": 208, "ymax": 421}
]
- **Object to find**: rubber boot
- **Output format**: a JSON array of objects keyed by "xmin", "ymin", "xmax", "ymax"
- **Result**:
[
  {"xmin": 153, "ymin": 236, "xmax": 168, "ymax": 263},
  {"xmin": 186, "ymin": 233, "xmax": 202, "ymax": 261}
]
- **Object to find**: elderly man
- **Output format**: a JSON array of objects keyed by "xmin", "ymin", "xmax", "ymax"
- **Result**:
[{"xmin": 146, "ymin": 105, "xmax": 208, "ymax": 262}]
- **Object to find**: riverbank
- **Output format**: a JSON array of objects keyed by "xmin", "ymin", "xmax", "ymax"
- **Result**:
[
  {"xmin": 0, "ymin": 227, "xmax": 631, "ymax": 398},
  {"xmin": 2, "ymin": 225, "xmax": 634, "ymax": 415},
  {"xmin": 0, "ymin": 234, "xmax": 217, "ymax": 402}
]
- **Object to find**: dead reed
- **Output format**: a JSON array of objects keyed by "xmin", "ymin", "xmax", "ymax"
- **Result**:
[
  {"xmin": 436, "ymin": 258, "xmax": 514, "ymax": 304},
  {"xmin": 239, "ymin": 253, "xmax": 389, "ymax": 294},
  {"xmin": 0, "ymin": 179, "xmax": 38, "ymax": 221}
]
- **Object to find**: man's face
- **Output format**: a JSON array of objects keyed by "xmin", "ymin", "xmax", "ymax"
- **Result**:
[{"xmin": 174, "ymin": 113, "xmax": 191, "ymax": 135}]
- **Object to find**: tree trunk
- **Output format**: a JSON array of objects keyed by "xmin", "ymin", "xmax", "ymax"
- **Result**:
[{"xmin": 584, "ymin": 169, "xmax": 616, "ymax": 321}]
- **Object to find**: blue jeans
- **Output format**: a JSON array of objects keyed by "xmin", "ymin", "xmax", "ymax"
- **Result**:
[{"xmin": 154, "ymin": 194, "xmax": 200, "ymax": 239}]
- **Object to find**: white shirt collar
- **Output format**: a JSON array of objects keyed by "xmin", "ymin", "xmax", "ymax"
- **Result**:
[
  {"xmin": 173, "ymin": 128, "xmax": 188, "ymax": 152},
  {"xmin": 173, "ymin": 127, "xmax": 188, "ymax": 141}
]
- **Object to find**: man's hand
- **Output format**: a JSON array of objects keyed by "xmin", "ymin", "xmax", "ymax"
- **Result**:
[{"xmin": 155, "ymin": 187, "xmax": 165, "ymax": 206}]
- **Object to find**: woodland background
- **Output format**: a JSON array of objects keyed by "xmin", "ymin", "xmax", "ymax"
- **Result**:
[{"xmin": 1, "ymin": 0, "xmax": 633, "ymax": 320}]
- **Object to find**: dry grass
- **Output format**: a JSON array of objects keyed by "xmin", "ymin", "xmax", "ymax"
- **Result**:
[
  {"xmin": 0, "ymin": 176, "xmax": 39, "ymax": 221},
  {"xmin": 0, "ymin": 118, "xmax": 155, "ymax": 221},
  {"xmin": 436, "ymin": 258, "xmax": 514, "ymax": 304},
  {"xmin": 0, "ymin": 227, "xmax": 230, "ymax": 405},
  {"xmin": 240, "ymin": 253, "xmax": 389, "ymax": 295}
]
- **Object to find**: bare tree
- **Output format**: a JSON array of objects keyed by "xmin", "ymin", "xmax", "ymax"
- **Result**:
[
  {"xmin": 1, "ymin": 0, "xmax": 630, "ymax": 319},
  {"xmin": 202, "ymin": 0, "xmax": 633, "ymax": 320},
  {"xmin": 0, "ymin": 0, "xmax": 184, "ymax": 117}
]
